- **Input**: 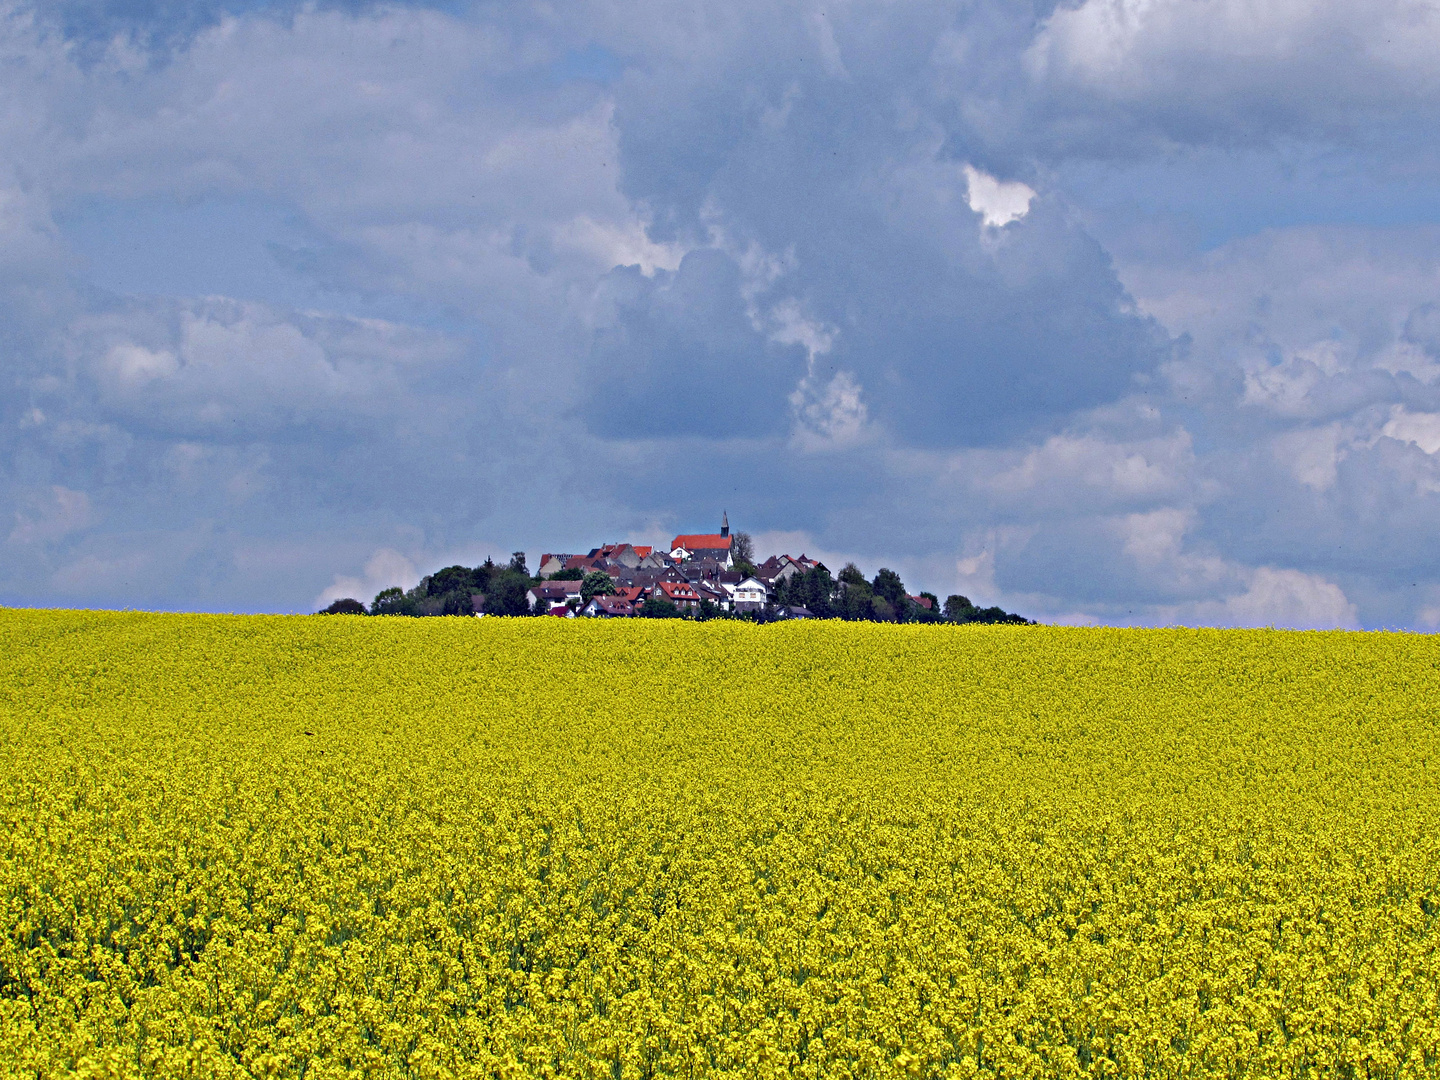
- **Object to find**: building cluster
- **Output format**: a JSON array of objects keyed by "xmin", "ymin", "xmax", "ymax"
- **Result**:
[{"xmin": 526, "ymin": 515, "xmax": 829, "ymax": 618}]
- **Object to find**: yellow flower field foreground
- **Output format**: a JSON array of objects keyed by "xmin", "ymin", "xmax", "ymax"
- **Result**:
[{"xmin": 2, "ymin": 610, "xmax": 1439, "ymax": 1079}]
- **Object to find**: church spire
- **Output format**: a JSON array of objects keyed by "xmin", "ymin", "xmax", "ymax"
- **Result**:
[{"xmin": 721, "ymin": 510, "xmax": 729, "ymax": 538}]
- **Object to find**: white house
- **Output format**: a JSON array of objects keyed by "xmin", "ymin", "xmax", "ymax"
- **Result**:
[
  {"xmin": 527, "ymin": 580, "xmax": 583, "ymax": 612},
  {"xmin": 724, "ymin": 575, "xmax": 769, "ymax": 611}
]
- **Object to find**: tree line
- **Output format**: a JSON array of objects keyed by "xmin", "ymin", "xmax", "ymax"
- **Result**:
[
  {"xmin": 320, "ymin": 553, "xmax": 535, "ymax": 618},
  {"xmin": 769, "ymin": 563, "xmax": 1029, "ymax": 624},
  {"xmin": 318, "ymin": 553, "xmax": 1031, "ymax": 625}
]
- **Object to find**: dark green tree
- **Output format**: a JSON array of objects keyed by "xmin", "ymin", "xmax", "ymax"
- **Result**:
[
  {"xmin": 971, "ymin": 606, "xmax": 1032, "ymax": 625},
  {"xmin": 508, "ymin": 551, "xmax": 529, "ymax": 577},
  {"xmin": 771, "ymin": 574, "xmax": 790, "ymax": 607},
  {"xmin": 788, "ymin": 567, "xmax": 835, "ymax": 618},
  {"xmin": 640, "ymin": 595, "xmax": 679, "ymax": 618},
  {"xmin": 370, "ymin": 587, "xmax": 408, "ymax": 616},
  {"xmin": 581, "ymin": 571, "xmax": 616, "ymax": 605},
  {"xmin": 731, "ymin": 531, "xmax": 754, "ymax": 564},
  {"xmin": 461, "ymin": 559, "xmax": 494, "ymax": 601},
  {"xmin": 487, "ymin": 571, "xmax": 533, "ymax": 617},
  {"xmin": 941, "ymin": 593, "xmax": 1031, "ymax": 624},
  {"xmin": 429, "ymin": 565, "xmax": 476, "ymax": 596},
  {"xmin": 943, "ymin": 594, "xmax": 975, "ymax": 621},
  {"xmin": 871, "ymin": 567, "xmax": 907, "ymax": 610},
  {"xmin": 839, "ymin": 577, "xmax": 874, "ymax": 621},
  {"xmin": 319, "ymin": 598, "xmax": 366, "ymax": 615},
  {"xmin": 423, "ymin": 564, "xmax": 481, "ymax": 616},
  {"xmin": 441, "ymin": 591, "xmax": 474, "ymax": 616}
]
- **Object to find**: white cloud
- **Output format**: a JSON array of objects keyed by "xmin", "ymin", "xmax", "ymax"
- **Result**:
[
  {"xmin": 1240, "ymin": 354, "xmax": 1330, "ymax": 417},
  {"xmin": 104, "ymin": 343, "xmax": 179, "ymax": 384},
  {"xmin": 1213, "ymin": 566, "xmax": 1359, "ymax": 629},
  {"xmin": 769, "ymin": 297, "xmax": 871, "ymax": 450},
  {"xmin": 50, "ymin": 551, "xmax": 150, "ymax": 595},
  {"xmin": 953, "ymin": 548, "xmax": 999, "ymax": 601},
  {"xmin": 556, "ymin": 215, "xmax": 687, "ymax": 276},
  {"xmin": 790, "ymin": 368, "xmax": 870, "ymax": 449},
  {"xmin": 806, "ymin": 8, "xmax": 849, "ymax": 79},
  {"xmin": 768, "ymin": 297, "xmax": 834, "ymax": 360},
  {"xmin": 81, "ymin": 300, "xmax": 448, "ymax": 434},
  {"xmin": 982, "ymin": 429, "xmax": 1191, "ymax": 506},
  {"xmin": 1113, "ymin": 507, "xmax": 1235, "ymax": 596},
  {"xmin": 315, "ymin": 548, "xmax": 420, "ymax": 611},
  {"xmin": 8, "ymin": 486, "xmax": 95, "ymax": 545},
  {"xmin": 1028, "ymin": 0, "xmax": 1440, "ymax": 117},
  {"xmin": 963, "ymin": 165, "xmax": 1035, "ymax": 228},
  {"xmin": 1381, "ymin": 406, "xmax": 1440, "ymax": 456},
  {"xmin": 1273, "ymin": 424, "xmax": 1346, "ymax": 490}
]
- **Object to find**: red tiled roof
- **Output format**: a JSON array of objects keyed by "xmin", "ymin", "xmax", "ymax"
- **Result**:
[
  {"xmin": 656, "ymin": 581, "xmax": 699, "ymax": 600},
  {"xmin": 908, "ymin": 594, "xmax": 933, "ymax": 610},
  {"xmin": 633, "ymin": 546, "xmax": 653, "ymax": 557},
  {"xmin": 672, "ymin": 534, "xmax": 732, "ymax": 551}
]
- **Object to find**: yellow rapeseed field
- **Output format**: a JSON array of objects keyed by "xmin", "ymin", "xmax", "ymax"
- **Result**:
[{"xmin": 2, "ymin": 609, "xmax": 1439, "ymax": 1079}]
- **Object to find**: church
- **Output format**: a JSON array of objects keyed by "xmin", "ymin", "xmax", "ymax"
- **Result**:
[{"xmin": 670, "ymin": 512, "xmax": 735, "ymax": 567}]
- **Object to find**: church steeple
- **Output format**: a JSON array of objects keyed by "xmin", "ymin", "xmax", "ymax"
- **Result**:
[{"xmin": 721, "ymin": 510, "xmax": 729, "ymax": 538}]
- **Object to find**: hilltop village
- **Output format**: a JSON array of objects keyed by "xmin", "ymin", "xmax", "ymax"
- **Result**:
[{"xmin": 323, "ymin": 515, "xmax": 1030, "ymax": 624}]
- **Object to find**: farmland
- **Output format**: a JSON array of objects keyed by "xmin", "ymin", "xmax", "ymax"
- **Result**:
[{"xmin": 2, "ymin": 610, "xmax": 1439, "ymax": 1078}]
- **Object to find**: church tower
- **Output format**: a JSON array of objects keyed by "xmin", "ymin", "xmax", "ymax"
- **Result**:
[{"xmin": 721, "ymin": 510, "xmax": 729, "ymax": 538}]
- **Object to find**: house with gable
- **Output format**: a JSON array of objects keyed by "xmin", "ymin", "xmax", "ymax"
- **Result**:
[
  {"xmin": 653, "ymin": 580, "xmax": 701, "ymax": 612},
  {"xmin": 692, "ymin": 578, "xmax": 730, "ymax": 611},
  {"xmin": 670, "ymin": 511, "xmax": 734, "ymax": 568},
  {"xmin": 755, "ymin": 556, "xmax": 799, "ymax": 589},
  {"xmin": 611, "ymin": 585, "xmax": 647, "ymax": 606},
  {"xmin": 536, "ymin": 554, "xmax": 578, "ymax": 579},
  {"xmin": 756, "ymin": 553, "xmax": 828, "ymax": 589},
  {"xmin": 584, "ymin": 543, "xmax": 647, "ymax": 570},
  {"xmin": 563, "ymin": 554, "xmax": 604, "ymax": 574},
  {"xmin": 583, "ymin": 595, "xmax": 636, "ymax": 618},
  {"xmin": 724, "ymin": 575, "xmax": 770, "ymax": 612}
]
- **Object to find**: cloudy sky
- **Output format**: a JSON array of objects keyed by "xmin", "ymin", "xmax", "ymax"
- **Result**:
[{"xmin": 4, "ymin": 0, "xmax": 1440, "ymax": 627}]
